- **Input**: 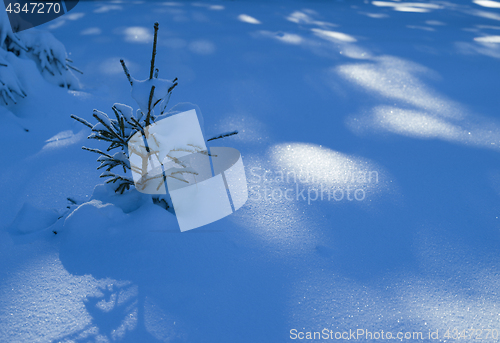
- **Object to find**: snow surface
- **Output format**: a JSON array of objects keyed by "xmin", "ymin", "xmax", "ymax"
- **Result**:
[{"xmin": 1, "ymin": 0, "xmax": 500, "ymax": 342}]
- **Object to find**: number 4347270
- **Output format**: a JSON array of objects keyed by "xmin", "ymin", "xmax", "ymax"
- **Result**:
[
  {"xmin": 5, "ymin": 2, "xmax": 61, "ymax": 14},
  {"xmin": 444, "ymin": 328, "xmax": 499, "ymax": 340}
]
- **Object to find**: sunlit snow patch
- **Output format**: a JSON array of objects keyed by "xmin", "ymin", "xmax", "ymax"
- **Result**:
[
  {"xmin": 474, "ymin": 35, "xmax": 500, "ymax": 43},
  {"xmin": 269, "ymin": 143, "xmax": 387, "ymax": 196},
  {"xmin": 238, "ymin": 14, "xmax": 261, "ymax": 24},
  {"xmin": 473, "ymin": 0, "xmax": 500, "ymax": 8},
  {"xmin": 42, "ymin": 129, "xmax": 86, "ymax": 150},
  {"xmin": 338, "ymin": 57, "xmax": 500, "ymax": 150},
  {"xmin": 123, "ymin": 27, "xmax": 153, "ymax": 44},
  {"xmin": 312, "ymin": 29, "xmax": 357, "ymax": 43}
]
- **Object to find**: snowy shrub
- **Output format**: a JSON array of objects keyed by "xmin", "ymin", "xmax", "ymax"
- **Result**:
[
  {"xmin": 0, "ymin": 50, "xmax": 26, "ymax": 105},
  {"xmin": 0, "ymin": 7, "xmax": 80, "ymax": 105},
  {"xmin": 17, "ymin": 30, "xmax": 81, "ymax": 89},
  {"xmin": 72, "ymin": 22, "xmax": 179, "ymax": 210},
  {"xmin": 72, "ymin": 22, "xmax": 237, "ymax": 213}
]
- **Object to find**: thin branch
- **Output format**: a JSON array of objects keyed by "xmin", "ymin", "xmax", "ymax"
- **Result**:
[
  {"xmin": 146, "ymin": 85, "xmax": 155, "ymax": 127},
  {"xmin": 82, "ymin": 146, "xmax": 113, "ymax": 158},
  {"xmin": 120, "ymin": 59, "xmax": 133, "ymax": 86},
  {"xmin": 168, "ymin": 82, "xmax": 178, "ymax": 93},
  {"xmin": 207, "ymin": 130, "xmax": 239, "ymax": 141},
  {"xmin": 67, "ymin": 64, "xmax": 83, "ymax": 74},
  {"xmin": 150, "ymin": 22, "xmax": 159, "ymax": 80},
  {"xmin": 71, "ymin": 114, "xmax": 93, "ymax": 129}
]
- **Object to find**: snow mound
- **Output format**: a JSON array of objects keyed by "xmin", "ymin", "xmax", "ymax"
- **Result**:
[{"xmin": 7, "ymin": 202, "xmax": 59, "ymax": 234}]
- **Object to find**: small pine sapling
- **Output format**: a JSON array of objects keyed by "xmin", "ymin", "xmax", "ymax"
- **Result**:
[
  {"xmin": 72, "ymin": 22, "xmax": 178, "ymax": 203},
  {"xmin": 73, "ymin": 22, "xmax": 238, "ymax": 211}
]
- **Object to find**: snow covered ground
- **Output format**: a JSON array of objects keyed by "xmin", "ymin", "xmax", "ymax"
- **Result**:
[{"xmin": 1, "ymin": 0, "xmax": 500, "ymax": 342}]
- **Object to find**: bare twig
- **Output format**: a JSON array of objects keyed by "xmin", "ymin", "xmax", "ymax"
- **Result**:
[
  {"xmin": 146, "ymin": 85, "xmax": 156, "ymax": 126},
  {"xmin": 120, "ymin": 59, "xmax": 133, "ymax": 86},
  {"xmin": 207, "ymin": 131, "xmax": 238, "ymax": 141},
  {"xmin": 67, "ymin": 64, "xmax": 83, "ymax": 74},
  {"xmin": 149, "ymin": 22, "xmax": 159, "ymax": 80}
]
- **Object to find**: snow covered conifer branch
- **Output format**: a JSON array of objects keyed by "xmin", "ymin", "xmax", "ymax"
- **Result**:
[{"xmin": 0, "ymin": 8, "xmax": 81, "ymax": 106}]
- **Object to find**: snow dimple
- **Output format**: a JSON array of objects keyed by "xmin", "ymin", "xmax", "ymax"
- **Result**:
[
  {"xmin": 7, "ymin": 203, "xmax": 59, "ymax": 234},
  {"xmin": 258, "ymin": 30, "xmax": 304, "ymax": 45}
]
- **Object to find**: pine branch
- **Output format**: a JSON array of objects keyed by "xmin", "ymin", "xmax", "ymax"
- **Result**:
[
  {"xmin": 115, "ymin": 183, "xmax": 130, "ymax": 194},
  {"xmin": 92, "ymin": 110, "xmax": 126, "ymax": 144},
  {"xmin": 129, "ymin": 117, "xmax": 145, "ymax": 131},
  {"xmin": 88, "ymin": 134, "xmax": 119, "ymax": 144},
  {"xmin": 146, "ymin": 85, "xmax": 155, "ymax": 127},
  {"xmin": 168, "ymin": 81, "xmax": 178, "ymax": 93},
  {"xmin": 71, "ymin": 114, "xmax": 93, "ymax": 129},
  {"xmin": 120, "ymin": 59, "xmax": 133, "ymax": 86},
  {"xmin": 82, "ymin": 146, "xmax": 113, "ymax": 158},
  {"xmin": 207, "ymin": 130, "xmax": 239, "ymax": 141},
  {"xmin": 67, "ymin": 64, "xmax": 83, "ymax": 74},
  {"xmin": 150, "ymin": 22, "xmax": 159, "ymax": 80}
]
